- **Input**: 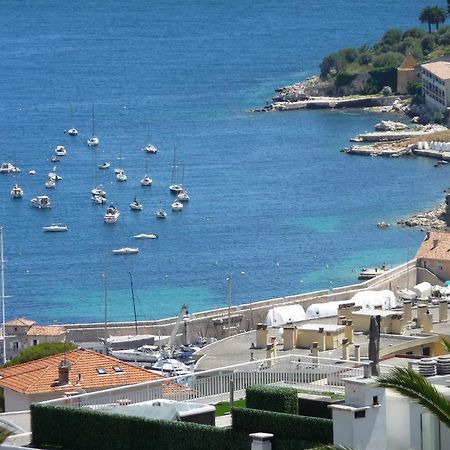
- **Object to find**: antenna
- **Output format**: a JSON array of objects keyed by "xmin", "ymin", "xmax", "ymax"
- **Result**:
[
  {"xmin": 1, "ymin": 228, "xmax": 6, "ymax": 365},
  {"xmin": 129, "ymin": 272, "xmax": 138, "ymax": 335}
]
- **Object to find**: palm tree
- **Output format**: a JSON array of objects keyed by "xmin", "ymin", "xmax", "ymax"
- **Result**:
[
  {"xmin": 432, "ymin": 6, "xmax": 447, "ymax": 30},
  {"xmin": 420, "ymin": 6, "xmax": 447, "ymax": 32},
  {"xmin": 377, "ymin": 367, "xmax": 450, "ymax": 427}
]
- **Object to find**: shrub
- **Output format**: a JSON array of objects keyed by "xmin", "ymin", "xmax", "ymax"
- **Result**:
[
  {"xmin": 31, "ymin": 404, "xmax": 248, "ymax": 450},
  {"xmin": 421, "ymin": 35, "xmax": 435, "ymax": 54},
  {"xmin": 381, "ymin": 86, "xmax": 393, "ymax": 96},
  {"xmin": 334, "ymin": 73, "xmax": 357, "ymax": 89},
  {"xmin": 381, "ymin": 29, "xmax": 403, "ymax": 46},
  {"xmin": 232, "ymin": 407, "xmax": 333, "ymax": 444},
  {"xmin": 407, "ymin": 81, "xmax": 422, "ymax": 96},
  {"xmin": 372, "ymin": 52, "xmax": 404, "ymax": 68},
  {"xmin": 402, "ymin": 27, "xmax": 427, "ymax": 40},
  {"xmin": 432, "ymin": 111, "xmax": 445, "ymax": 124},
  {"xmin": 246, "ymin": 385, "xmax": 298, "ymax": 415}
]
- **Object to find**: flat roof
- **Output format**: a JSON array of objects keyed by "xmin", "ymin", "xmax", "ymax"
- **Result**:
[
  {"xmin": 352, "ymin": 309, "xmax": 397, "ymax": 317},
  {"xmin": 422, "ymin": 61, "xmax": 450, "ymax": 80},
  {"xmin": 298, "ymin": 324, "xmax": 345, "ymax": 332}
]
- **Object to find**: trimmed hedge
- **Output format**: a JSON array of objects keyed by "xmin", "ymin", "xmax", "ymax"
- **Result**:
[
  {"xmin": 31, "ymin": 404, "xmax": 249, "ymax": 450},
  {"xmin": 232, "ymin": 407, "xmax": 332, "ymax": 444},
  {"xmin": 246, "ymin": 384, "xmax": 298, "ymax": 415}
]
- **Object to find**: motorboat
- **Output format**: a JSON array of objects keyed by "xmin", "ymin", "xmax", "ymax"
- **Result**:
[
  {"xmin": 144, "ymin": 144, "xmax": 158, "ymax": 154},
  {"xmin": 98, "ymin": 162, "xmax": 110, "ymax": 170},
  {"xmin": 91, "ymin": 186, "xmax": 106, "ymax": 198},
  {"xmin": 10, "ymin": 184, "xmax": 23, "ymax": 199},
  {"xmin": 114, "ymin": 168, "xmax": 124, "ymax": 174},
  {"xmin": 31, "ymin": 195, "xmax": 52, "ymax": 209},
  {"xmin": 171, "ymin": 201, "xmax": 183, "ymax": 212},
  {"xmin": 29, "ymin": 170, "xmax": 36, "ymax": 175},
  {"xmin": 0, "ymin": 162, "xmax": 19, "ymax": 174},
  {"xmin": 112, "ymin": 247, "xmax": 139, "ymax": 255},
  {"xmin": 43, "ymin": 224, "xmax": 68, "ymax": 232},
  {"xmin": 104, "ymin": 205, "xmax": 120, "ymax": 223},
  {"xmin": 48, "ymin": 172, "xmax": 62, "ymax": 181},
  {"xmin": 358, "ymin": 265, "xmax": 387, "ymax": 280},
  {"xmin": 169, "ymin": 183, "xmax": 183, "ymax": 194},
  {"xmin": 45, "ymin": 179, "xmax": 56, "ymax": 189},
  {"xmin": 111, "ymin": 345, "xmax": 160, "ymax": 362},
  {"xmin": 177, "ymin": 190, "xmax": 190, "ymax": 202},
  {"xmin": 155, "ymin": 208, "xmax": 167, "ymax": 219},
  {"xmin": 134, "ymin": 233, "xmax": 158, "ymax": 240},
  {"xmin": 130, "ymin": 198, "xmax": 143, "ymax": 211},
  {"xmin": 55, "ymin": 145, "xmax": 67, "ymax": 156},
  {"xmin": 93, "ymin": 194, "xmax": 106, "ymax": 204},
  {"xmin": 140, "ymin": 175, "xmax": 152, "ymax": 186},
  {"xmin": 50, "ymin": 155, "xmax": 60, "ymax": 163},
  {"xmin": 149, "ymin": 357, "xmax": 190, "ymax": 377},
  {"xmin": 116, "ymin": 170, "xmax": 127, "ymax": 182},
  {"xmin": 67, "ymin": 128, "xmax": 78, "ymax": 136}
]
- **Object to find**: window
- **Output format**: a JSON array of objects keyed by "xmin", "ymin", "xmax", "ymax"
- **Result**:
[
  {"xmin": 96, "ymin": 368, "xmax": 107, "ymax": 375},
  {"xmin": 355, "ymin": 410, "xmax": 366, "ymax": 419},
  {"xmin": 32, "ymin": 339, "xmax": 38, "ymax": 346},
  {"xmin": 113, "ymin": 366, "xmax": 123, "ymax": 373},
  {"xmin": 12, "ymin": 341, "xmax": 19, "ymax": 350},
  {"xmin": 423, "ymin": 347, "xmax": 431, "ymax": 356}
]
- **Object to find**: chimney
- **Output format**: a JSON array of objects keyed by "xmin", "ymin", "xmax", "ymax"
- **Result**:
[
  {"xmin": 283, "ymin": 324, "xmax": 296, "ymax": 350},
  {"xmin": 354, "ymin": 344, "xmax": 361, "ymax": 362},
  {"xmin": 59, "ymin": 360, "xmax": 71, "ymax": 386},
  {"xmin": 439, "ymin": 299, "xmax": 448, "ymax": 322},
  {"xmin": 255, "ymin": 323, "xmax": 268, "ymax": 349},
  {"xmin": 342, "ymin": 338, "xmax": 349, "ymax": 360},
  {"xmin": 345, "ymin": 320, "xmax": 354, "ymax": 344},
  {"xmin": 318, "ymin": 327, "xmax": 326, "ymax": 351},
  {"xmin": 403, "ymin": 301, "xmax": 412, "ymax": 322}
]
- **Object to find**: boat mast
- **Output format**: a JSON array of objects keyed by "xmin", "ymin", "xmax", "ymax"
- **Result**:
[
  {"xmin": 103, "ymin": 259, "xmax": 109, "ymax": 356},
  {"xmin": 92, "ymin": 104, "xmax": 96, "ymax": 137},
  {"xmin": 129, "ymin": 272, "xmax": 138, "ymax": 335},
  {"xmin": 1, "ymin": 228, "xmax": 6, "ymax": 364}
]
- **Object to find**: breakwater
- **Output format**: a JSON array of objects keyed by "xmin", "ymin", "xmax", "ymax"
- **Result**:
[{"xmin": 66, "ymin": 260, "xmax": 419, "ymax": 346}]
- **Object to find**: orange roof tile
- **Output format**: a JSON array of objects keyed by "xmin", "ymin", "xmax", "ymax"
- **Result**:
[
  {"xmin": 5, "ymin": 318, "xmax": 35, "ymax": 327},
  {"xmin": 416, "ymin": 231, "xmax": 450, "ymax": 261},
  {"xmin": 0, "ymin": 348, "xmax": 165, "ymax": 394},
  {"xmin": 26, "ymin": 326, "xmax": 66, "ymax": 337}
]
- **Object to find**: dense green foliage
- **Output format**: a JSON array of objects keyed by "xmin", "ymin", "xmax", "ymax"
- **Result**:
[
  {"xmin": 246, "ymin": 384, "xmax": 298, "ymax": 415},
  {"xmin": 31, "ymin": 404, "xmax": 249, "ymax": 450},
  {"xmin": 3, "ymin": 342, "xmax": 77, "ymax": 368},
  {"xmin": 319, "ymin": 24, "xmax": 450, "ymax": 83},
  {"xmin": 232, "ymin": 407, "xmax": 333, "ymax": 445},
  {"xmin": 420, "ymin": 6, "xmax": 447, "ymax": 33}
]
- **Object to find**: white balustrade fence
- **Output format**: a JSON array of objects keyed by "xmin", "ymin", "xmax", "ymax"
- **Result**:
[{"xmin": 40, "ymin": 354, "xmax": 387, "ymax": 411}]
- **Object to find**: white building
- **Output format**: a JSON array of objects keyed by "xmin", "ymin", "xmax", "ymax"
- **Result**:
[{"xmin": 421, "ymin": 61, "xmax": 450, "ymax": 113}]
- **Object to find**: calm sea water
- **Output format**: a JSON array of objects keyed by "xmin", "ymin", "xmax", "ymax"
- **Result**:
[{"xmin": 0, "ymin": 0, "xmax": 442, "ymax": 324}]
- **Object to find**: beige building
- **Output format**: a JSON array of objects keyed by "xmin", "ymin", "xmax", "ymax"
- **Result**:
[
  {"xmin": 397, "ymin": 53, "xmax": 419, "ymax": 94},
  {"xmin": 416, "ymin": 231, "xmax": 450, "ymax": 281},
  {"xmin": 421, "ymin": 61, "xmax": 450, "ymax": 113}
]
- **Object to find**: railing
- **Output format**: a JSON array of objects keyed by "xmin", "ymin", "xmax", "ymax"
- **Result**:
[{"xmin": 40, "ymin": 354, "xmax": 386, "ymax": 411}]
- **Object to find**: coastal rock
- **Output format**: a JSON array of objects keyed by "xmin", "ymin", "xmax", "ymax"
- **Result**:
[
  {"xmin": 374, "ymin": 120, "xmax": 408, "ymax": 132},
  {"xmin": 396, "ymin": 204, "xmax": 446, "ymax": 230}
]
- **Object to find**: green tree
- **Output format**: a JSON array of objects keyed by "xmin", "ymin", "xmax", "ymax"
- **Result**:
[
  {"xmin": 2, "ymin": 342, "xmax": 77, "ymax": 368},
  {"xmin": 377, "ymin": 367, "xmax": 450, "ymax": 427},
  {"xmin": 420, "ymin": 6, "xmax": 447, "ymax": 33}
]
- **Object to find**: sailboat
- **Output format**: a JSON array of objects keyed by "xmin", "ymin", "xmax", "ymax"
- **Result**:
[
  {"xmin": 91, "ymin": 149, "xmax": 106, "ymax": 203},
  {"xmin": 169, "ymin": 147, "xmax": 182, "ymax": 194},
  {"xmin": 87, "ymin": 105, "xmax": 99, "ymax": 147},
  {"xmin": 143, "ymin": 124, "xmax": 158, "ymax": 154},
  {"xmin": 155, "ymin": 194, "xmax": 167, "ymax": 219},
  {"xmin": 177, "ymin": 165, "xmax": 189, "ymax": 202},
  {"xmin": 140, "ymin": 153, "xmax": 152, "ymax": 186},
  {"xmin": 67, "ymin": 104, "xmax": 78, "ymax": 136},
  {"xmin": 130, "ymin": 196, "xmax": 143, "ymax": 211}
]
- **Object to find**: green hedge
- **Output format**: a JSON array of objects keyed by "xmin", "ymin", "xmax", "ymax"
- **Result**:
[
  {"xmin": 246, "ymin": 385, "xmax": 298, "ymax": 415},
  {"xmin": 31, "ymin": 404, "xmax": 249, "ymax": 450},
  {"xmin": 232, "ymin": 407, "xmax": 332, "ymax": 444}
]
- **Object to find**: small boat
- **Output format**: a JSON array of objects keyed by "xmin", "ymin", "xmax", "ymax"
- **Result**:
[
  {"xmin": 140, "ymin": 175, "xmax": 152, "ymax": 186},
  {"xmin": 116, "ymin": 170, "xmax": 127, "ymax": 182},
  {"xmin": 0, "ymin": 162, "xmax": 19, "ymax": 174},
  {"xmin": 177, "ymin": 190, "xmax": 190, "ymax": 202},
  {"xmin": 29, "ymin": 170, "xmax": 36, "ymax": 175},
  {"xmin": 113, "ymin": 247, "xmax": 139, "ymax": 255},
  {"xmin": 149, "ymin": 357, "xmax": 190, "ymax": 377},
  {"xmin": 130, "ymin": 198, "xmax": 143, "ymax": 211},
  {"xmin": 169, "ymin": 183, "xmax": 183, "ymax": 194},
  {"xmin": 171, "ymin": 201, "xmax": 183, "ymax": 211},
  {"xmin": 45, "ymin": 179, "xmax": 56, "ymax": 189},
  {"xmin": 92, "ymin": 186, "xmax": 106, "ymax": 198},
  {"xmin": 93, "ymin": 194, "xmax": 106, "ymax": 204},
  {"xmin": 155, "ymin": 201, "xmax": 167, "ymax": 219},
  {"xmin": 358, "ymin": 265, "xmax": 387, "ymax": 280},
  {"xmin": 50, "ymin": 155, "xmax": 60, "ymax": 163},
  {"xmin": 67, "ymin": 128, "xmax": 78, "ymax": 136},
  {"xmin": 31, "ymin": 195, "xmax": 52, "ymax": 209},
  {"xmin": 43, "ymin": 224, "xmax": 68, "ymax": 232},
  {"xmin": 438, "ymin": 160, "xmax": 449, "ymax": 165},
  {"xmin": 10, "ymin": 184, "xmax": 23, "ymax": 199},
  {"xmin": 104, "ymin": 204, "xmax": 120, "ymax": 223},
  {"xmin": 87, "ymin": 105, "xmax": 99, "ymax": 146},
  {"xmin": 111, "ymin": 345, "xmax": 160, "ymax": 362},
  {"xmin": 134, "ymin": 233, "xmax": 158, "ymax": 240},
  {"xmin": 55, "ymin": 145, "xmax": 67, "ymax": 156},
  {"xmin": 98, "ymin": 162, "xmax": 110, "ymax": 170},
  {"xmin": 48, "ymin": 172, "xmax": 62, "ymax": 181},
  {"xmin": 144, "ymin": 144, "xmax": 158, "ymax": 154}
]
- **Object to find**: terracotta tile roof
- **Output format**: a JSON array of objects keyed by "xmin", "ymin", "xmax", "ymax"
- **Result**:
[
  {"xmin": 5, "ymin": 318, "xmax": 35, "ymax": 327},
  {"xmin": 416, "ymin": 231, "xmax": 450, "ymax": 261},
  {"xmin": 26, "ymin": 326, "xmax": 66, "ymax": 337},
  {"xmin": 398, "ymin": 53, "xmax": 417, "ymax": 70},
  {"xmin": 421, "ymin": 61, "xmax": 450, "ymax": 80},
  {"xmin": 0, "ymin": 348, "xmax": 165, "ymax": 394}
]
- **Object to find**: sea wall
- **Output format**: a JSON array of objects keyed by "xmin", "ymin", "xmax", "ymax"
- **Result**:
[{"xmin": 65, "ymin": 260, "xmax": 417, "ymax": 346}]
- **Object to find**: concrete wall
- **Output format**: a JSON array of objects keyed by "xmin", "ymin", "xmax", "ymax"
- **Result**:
[
  {"xmin": 417, "ymin": 258, "xmax": 450, "ymax": 283},
  {"xmin": 64, "ymin": 260, "xmax": 417, "ymax": 346},
  {"xmin": 397, "ymin": 68, "xmax": 419, "ymax": 94}
]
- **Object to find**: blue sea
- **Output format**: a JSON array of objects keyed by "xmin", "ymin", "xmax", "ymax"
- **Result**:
[{"xmin": 0, "ymin": 0, "xmax": 442, "ymax": 324}]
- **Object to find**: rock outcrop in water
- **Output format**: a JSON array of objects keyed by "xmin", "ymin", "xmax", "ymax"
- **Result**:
[{"xmin": 397, "ymin": 204, "xmax": 446, "ymax": 230}]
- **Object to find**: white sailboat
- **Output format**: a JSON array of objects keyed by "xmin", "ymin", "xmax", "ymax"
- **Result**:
[
  {"xmin": 67, "ymin": 104, "xmax": 78, "ymax": 136},
  {"xmin": 92, "ymin": 148, "xmax": 106, "ymax": 203},
  {"xmin": 130, "ymin": 197, "xmax": 143, "ymax": 211},
  {"xmin": 171, "ymin": 201, "xmax": 183, "ymax": 211},
  {"xmin": 143, "ymin": 124, "xmax": 158, "ymax": 154},
  {"xmin": 155, "ymin": 199, "xmax": 167, "ymax": 219},
  {"xmin": 87, "ymin": 105, "xmax": 99, "ymax": 147},
  {"xmin": 116, "ymin": 170, "xmax": 127, "ymax": 182},
  {"xmin": 140, "ymin": 154, "xmax": 152, "ymax": 186},
  {"xmin": 169, "ymin": 147, "xmax": 183, "ymax": 194},
  {"xmin": 177, "ymin": 166, "xmax": 189, "ymax": 202}
]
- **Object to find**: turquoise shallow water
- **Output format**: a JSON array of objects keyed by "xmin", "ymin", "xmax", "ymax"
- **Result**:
[{"xmin": 0, "ymin": 0, "xmax": 443, "ymax": 324}]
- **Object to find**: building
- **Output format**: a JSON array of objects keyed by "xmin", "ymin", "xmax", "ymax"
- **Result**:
[
  {"xmin": 0, "ymin": 348, "xmax": 166, "ymax": 412},
  {"xmin": 2, "ymin": 318, "xmax": 67, "ymax": 360},
  {"xmin": 416, "ymin": 231, "xmax": 450, "ymax": 281},
  {"xmin": 397, "ymin": 53, "xmax": 419, "ymax": 94},
  {"xmin": 421, "ymin": 60, "xmax": 450, "ymax": 113}
]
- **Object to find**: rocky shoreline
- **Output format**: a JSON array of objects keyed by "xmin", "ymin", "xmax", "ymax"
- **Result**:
[{"xmin": 396, "ymin": 203, "xmax": 446, "ymax": 230}]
